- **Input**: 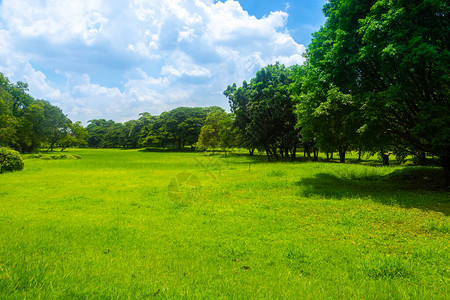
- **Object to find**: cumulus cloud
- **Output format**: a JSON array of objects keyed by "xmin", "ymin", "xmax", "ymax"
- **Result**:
[{"xmin": 0, "ymin": 0, "xmax": 306, "ymax": 123}]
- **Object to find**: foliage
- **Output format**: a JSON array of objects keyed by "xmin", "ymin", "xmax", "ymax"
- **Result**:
[
  {"xmin": 58, "ymin": 121, "xmax": 88, "ymax": 151},
  {"xmin": 225, "ymin": 63, "xmax": 300, "ymax": 159},
  {"xmin": 0, "ymin": 72, "xmax": 86, "ymax": 153},
  {"xmin": 86, "ymin": 119, "xmax": 116, "ymax": 148},
  {"xmin": 356, "ymin": 0, "xmax": 450, "ymax": 169},
  {"xmin": 39, "ymin": 100, "xmax": 71, "ymax": 152},
  {"xmin": 291, "ymin": 0, "xmax": 449, "ymax": 170},
  {"xmin": 140, "ymin": 107, "xmax": 223, "ymax": 149},
  {"xmin": 197, "ymin": 111, "xmax": 236, "ymax": 151},
  {"xmin": 0, "ymin": 147, "xmax": 24, "ymax": 173}
]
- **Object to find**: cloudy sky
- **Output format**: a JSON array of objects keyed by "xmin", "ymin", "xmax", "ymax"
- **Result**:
[{"xmin": 0, "ymin": 0, "xmax": 326, "ymax": 123}]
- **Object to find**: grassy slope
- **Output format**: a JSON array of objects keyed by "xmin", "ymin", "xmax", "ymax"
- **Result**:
[{"xmin": 0, "ymin": 149, "xmax": 448, "ymax": 299}]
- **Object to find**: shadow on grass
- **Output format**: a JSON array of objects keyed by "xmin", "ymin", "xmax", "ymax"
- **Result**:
[{"xmin": 296, "ymin": 167, "xmax": 449, "ymax": 216}]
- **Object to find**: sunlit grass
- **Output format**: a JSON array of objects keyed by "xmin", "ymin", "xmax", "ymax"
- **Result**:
[{"xmin": 0, "ymin": 149, "xmax": 448, "ymax": 298}]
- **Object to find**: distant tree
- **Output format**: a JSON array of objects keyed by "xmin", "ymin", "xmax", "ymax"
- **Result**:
[
  {"xmin": 197, "ymin": 110, "xmax": 233, "ymax": 151},
  {"xmin": 38, "ymin": 100, "xmax": 71, "ymax": 152},
  {"xmin": 140, "ymin": 107, "xmax": 217, "ymax": 150},
  {"xmin": 165, "ymin": 107, "xmax": 210, "ymax": 149},
  {"xmin": 86, "ymin": 119, "xmax": 116, "ymax": 148},
  {"xmin": 122, "ymin": 120, "xmax": 139, "ymax": 148},
  {"xmin": 103, "ymin": 123, "xmax": 125, "ymax": 147},
  {"xmin": 139, "ymin": 114, "xmax": 168, "ymax": 148},
  {"xmin": 59, "ymin": 121, "xmax": 88, "ymax": 151},
  {"xmin": 217, "ymin": 113, "xmax": 238, "ymax": 151}
]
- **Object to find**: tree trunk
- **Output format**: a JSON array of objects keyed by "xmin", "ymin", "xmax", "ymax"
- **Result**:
[
  {"xmin": 291, "ymin": 147, "xmax": 296, "ymax": 160},
  {"xmin": 442, "ymin": 154, "xmax": 450, "ymax": 187},
  {"xmin": 272, "ymin": 147, "xmax": 279, "ymax": 160},
  {"xmin": 304, "ymin": 145, "xmax": 311, "ymax": 161},
  {"xmin": 326, "ymin": 152, "xmax": 330, "ymax": 162},
  {"xmin": 265, "ymin": 146, "xmax": 272, "ymax": 161},
  {"xmin": 330, "ymin": 152, "xmax": 334, "ymax": 160},
  {"xmin": 358, "ymin": 149, "xmax": 362, "ymax": 161},
  {"xmin": 338, "ymin": 146, "xmax": 347, "ymax": 163},
  {"xmin": 417, "ymin": 152, "xmax": 427, "ymax": 165},
  {"xmin": 382, "ymin": 153, "xmax": 389, "ymax": 166},
  {"xmin": 314, "ymin": 148, "xmax": 319, "ymax": 161}
]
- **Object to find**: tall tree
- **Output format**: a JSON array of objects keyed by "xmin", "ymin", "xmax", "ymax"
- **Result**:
[
  {"xmin": 225, "ymin": 63, "xmax": 299, "ymax": 160},
  {"xmin": 357, "ymin": 0, "xmax": 449, "ymax": 169},
  {"xmin": 293, "ymin": 0, "xmax": 449, "ymax": 170},
  {"xmin": 39, "ymin": 100, "xmax": 71, "ymax": 152}
]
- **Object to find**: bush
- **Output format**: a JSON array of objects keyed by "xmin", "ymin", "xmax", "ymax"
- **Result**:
[
  {"xmin": 25, "ymin": 154, "xmax": 42, "ymax": 159},
  {"xmin": 0, "ymin": 147, "xmax": 24, "ymax": 174},
  {"xmin": 39, "ymin": 154, "xmax": 82, "ymax": 160}
]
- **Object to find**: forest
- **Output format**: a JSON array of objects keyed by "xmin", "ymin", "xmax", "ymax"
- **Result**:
[{"xmin": 1, "ymin": 0, "xmax": 448, "ymax": 170}]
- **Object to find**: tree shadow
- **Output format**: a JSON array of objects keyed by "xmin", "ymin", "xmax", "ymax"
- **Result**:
[{"xmin": 296, "ymin": 168, "xmax": 449, "ymax": 216}]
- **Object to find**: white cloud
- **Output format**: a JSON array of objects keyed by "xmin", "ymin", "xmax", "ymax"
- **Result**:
[
  {"xmin": 1, "ymin": 0, "xmax": 108, "ymax": 45},
  {"xmin": 162, "ymin": 52, "xmax": 212, "ymax": 78},
  {"xmin": 0, "ymin": 0, "xmax": 306, "ymax": 123}
]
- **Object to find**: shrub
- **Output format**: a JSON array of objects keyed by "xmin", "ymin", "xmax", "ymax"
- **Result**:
[
  {"xmin": 39, "ymin": 154, "xmax": 81, "ymax": 160},
  {"xmin": 0, "ymin": 147, "xmax": 25, "ymax": 174}
]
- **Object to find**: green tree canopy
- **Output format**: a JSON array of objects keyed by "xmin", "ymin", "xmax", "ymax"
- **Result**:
[
  {"xmin": 291, "ymin": 0, "xmax": 449, "ymax": 169},
  {"xmin": 225, "ymin": 63, "xmax": 300, "ymax": 159}
]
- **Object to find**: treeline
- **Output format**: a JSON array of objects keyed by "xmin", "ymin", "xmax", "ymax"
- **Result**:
[
  {"xmin": 0, "ymin": 77, "xmax": 233, "ymax": 152},
  {"xmin": 1, "ymin": 71, "xmax": 237, "ymax": 153},
  {"xmin": 0, "ymin": 71, "xmax": 237, "ymax": 152},
  {"xmin": 224, "ymin": 0, "xmax": 449, "ymax": 171},
  {"xmin": 85, "ymin": 106, "xmax": 231, "ymax": 150},
  {"xmin": 1, "ymin": 0, "xmax": 448, "ymax": 174},
  {"xmin": 0, "ymin": 74, "xmax": 87, "ymax": 153}
]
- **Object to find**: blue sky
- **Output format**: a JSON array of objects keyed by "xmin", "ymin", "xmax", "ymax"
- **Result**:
[{"xmin": 0, "ymin": 0, "xmax": 326, "ymax": 123}]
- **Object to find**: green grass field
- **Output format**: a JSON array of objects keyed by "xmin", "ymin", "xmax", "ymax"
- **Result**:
[{"xmin": 0, "ymin": 149, "xmax": 449, "ymax": 299}]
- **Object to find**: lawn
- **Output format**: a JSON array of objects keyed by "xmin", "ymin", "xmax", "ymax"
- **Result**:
[{"xmin": 0, "ymin": 149, "xmax": 449, "ymax": 299}]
